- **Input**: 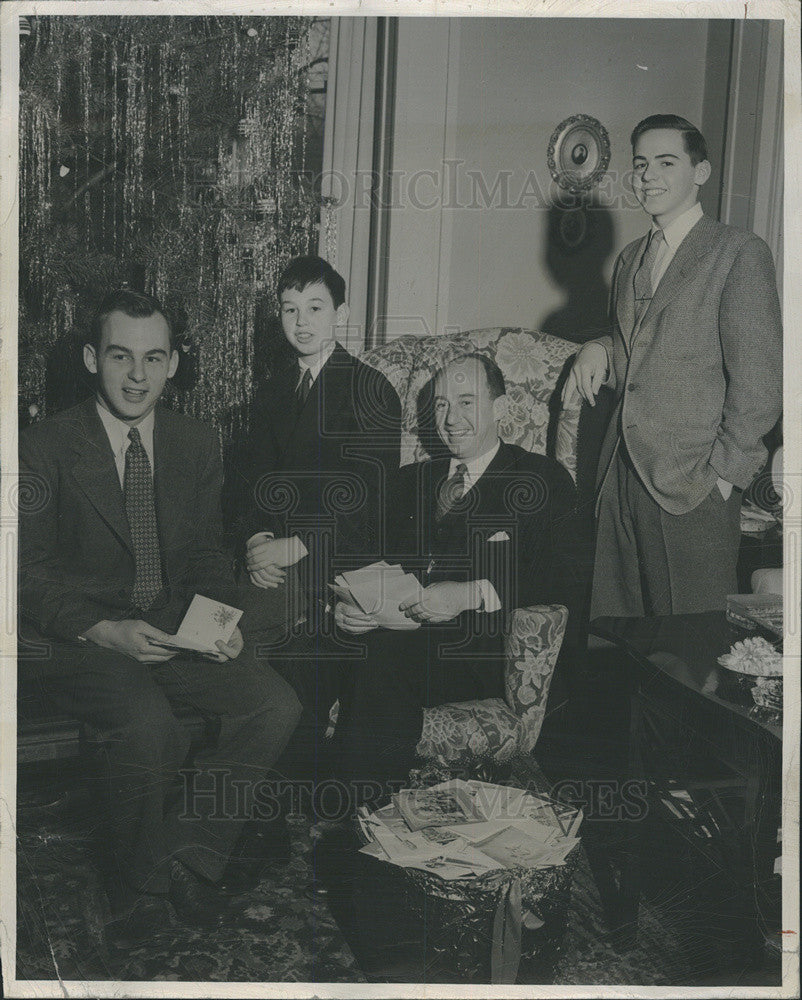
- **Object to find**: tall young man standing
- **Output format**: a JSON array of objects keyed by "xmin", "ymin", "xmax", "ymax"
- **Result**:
[{"xmin": 563, "ymin": 114, "xmax": 782, "ymax": 617}]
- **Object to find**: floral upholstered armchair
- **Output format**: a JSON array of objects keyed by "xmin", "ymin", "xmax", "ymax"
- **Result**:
[{"xmin": 357, "ymin": 328, "xmax": 583, "ymax": 768}]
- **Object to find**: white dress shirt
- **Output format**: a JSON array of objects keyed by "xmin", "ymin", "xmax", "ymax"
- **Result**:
[
  {"xmin": 96, "ymin": 402, "xmax": 155, "ymax": 488},
  {"xmin": 297, "ymin": 340, "xmax": 336, "ymax": 388},
  {"xmin": 648, "ymin": 201, "xmax": 703, "ymax": 290}
]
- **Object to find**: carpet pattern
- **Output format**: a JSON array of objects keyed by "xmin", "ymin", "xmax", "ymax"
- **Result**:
[
  {"xmin": 15, "ymin": 787, "xmax": 364, "ymax": 984},
  {"xmin": 13, "ymin": 776, "xmax": 694, "ymax": 987}
]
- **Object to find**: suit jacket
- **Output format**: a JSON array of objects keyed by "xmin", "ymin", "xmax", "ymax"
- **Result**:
[
  {"xmin": 593, "ymin": 215, "xmax": 782, "ymax": 515},
  {"xmin": 389, "ymin": 442, "xmax": 587, "ymax": 639},
  {"xmin": 19, "ymin": 397, "xmax": 237, "ymax": 652},
  {"xmin": 243, "ymin": 343, "xmax": 402, "ymax": 571}
]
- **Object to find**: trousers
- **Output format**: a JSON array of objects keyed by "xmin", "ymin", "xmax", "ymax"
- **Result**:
[
  {"xmin": 591, "ymin": 447, "xmax": 742, "ymax": 618},
  {"xmin": 22, "ymin": 637, "xmax": 301, "ymax": 894},
  {"xmin": 335, "ymin": 617, "xmax": 504, "ymax": 802}
]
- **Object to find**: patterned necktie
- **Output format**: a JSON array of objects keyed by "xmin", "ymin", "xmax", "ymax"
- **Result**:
[
  {"xmin": 296, "ymin": 367, "xmax": 313, "ymax": 417},
  {"xmin": 124, "ymin": 426, "xmax": 163, "ymax": 611},
  {"xmin": 436, "ymin": 463, "xmax": 468, "ymax": 521},
  {"xmin": 632, "ymin": 227, "xmax": 664, "ymax": 330}
]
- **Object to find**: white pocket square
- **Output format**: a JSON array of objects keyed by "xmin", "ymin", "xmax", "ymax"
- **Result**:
[{"xmin": 488, "ymin": 531, "xmax": 510, "ymax": 542}]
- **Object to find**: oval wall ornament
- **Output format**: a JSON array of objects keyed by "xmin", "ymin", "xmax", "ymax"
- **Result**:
[{"xmin": 547, "ymin": 114, "xmax": 611, "ymax": 194}]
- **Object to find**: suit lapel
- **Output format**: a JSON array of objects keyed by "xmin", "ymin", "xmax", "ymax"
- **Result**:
[
  {"xmin": 615, "ymin": 239, "xmax": 643, "ymax": 355},
  {"xmin": 631, "ymin": 215, "xmax": 713, "ymax": 349},
  {"xmin": 471, "ymin": 442, "xmax": 516, "ymax": 522},
  {"xmin": 69, "ymin": 398, "xmax": 133, "ymax": 553},
  {"xmin": 292, "ymin": 343, "xmax": 354, "ymax": 448},
  {"xmin": 315, "ymin": 343, "xmax": 354, "ymax": 435},
  {"xmin": 153, "ymin": 406, "xmax": 187, "ymax": 550},
  {"xmin": 266, "ymin": 363, "xmax": 303, "ymax": 462}
]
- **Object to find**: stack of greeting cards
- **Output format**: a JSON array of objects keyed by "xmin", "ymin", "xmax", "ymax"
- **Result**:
[{"xmin": 357, "ymin": 778, "xmax": 582, "ymax": 881}]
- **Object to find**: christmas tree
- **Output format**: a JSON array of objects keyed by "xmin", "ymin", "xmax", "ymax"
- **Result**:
[{"xmin": 19, "ymin": 14, "xmax": 329, "ymax": 447}]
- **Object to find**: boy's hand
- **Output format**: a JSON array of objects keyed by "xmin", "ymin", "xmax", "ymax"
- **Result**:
[
  {"xmin": 562, "ymin": 342, "xmax": 609, "ymax": 408},
  {"xmin": 83, "ymin": 619, "xmax": 178, "ymax": 664},
  {"xmin": 246, "ymin": 534, "xmax": 307, "ymax": 588},
  {"xmin": 246, "ymin": 534, "xmax": 288, "ymax": 588}
]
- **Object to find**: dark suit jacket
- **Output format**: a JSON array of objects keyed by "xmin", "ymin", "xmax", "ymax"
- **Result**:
[
  {"xmin": 389, "ymin": 442, "xmax": 587, "ymax": 643},
  {"xmin": 593, "ymin": 216, "xmax": 782, "ymax": 514},
  {"xmin": 19, "ymin": 398, "xmax": 237, "ymax": 655},
  {"xmin": 243, "ymin": 343, "xmax": 402, "ymax": 571}
]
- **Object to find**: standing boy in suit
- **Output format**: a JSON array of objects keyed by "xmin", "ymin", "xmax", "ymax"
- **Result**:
[
  {"xmin": 334, "ymin": 354, "xmax": 585, "ymax": 795},
  {"xmin": 242, "ymin": 256, "xmax": 402, "ymax": 760},
  {"xmin": 18, "ymin": 290, "xmax": 301, "ymax": 941},
  {"xmin": 563, "ymin": 114, "xmax": 782, "ymax": 617}
]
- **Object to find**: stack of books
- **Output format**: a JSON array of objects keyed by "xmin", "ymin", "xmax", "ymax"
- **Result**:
[{"xmin": 357, "ymin": 778, "xmax": 582, "ymax": 881}]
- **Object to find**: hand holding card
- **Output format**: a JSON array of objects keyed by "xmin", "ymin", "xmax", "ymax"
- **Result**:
[{"xmin": 151, "ymin": 594, "xmax": 244, "ymax": 655}]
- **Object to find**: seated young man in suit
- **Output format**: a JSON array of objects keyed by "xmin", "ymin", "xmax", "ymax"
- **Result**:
[
  {"xmin": 333, "ymin": 353, "xmax": 586, "ymax": 799},
  {"xmin": 18, "ymin": 289, "xmax": 301, "ymax": 943},
  {"xmin": 241, "ymin": 256, "xmax": 402, "ymax": 775}
]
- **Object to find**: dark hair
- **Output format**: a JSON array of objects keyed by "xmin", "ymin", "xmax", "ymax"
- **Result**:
[
  {"xmin": 276, "ymin": 255, "xmax": 346, "ymax": 308},
  {"xmin": 630, "ymin": 114, "xmax": 708, "ymax": 165},
  {"xmin": 88, "ymin": 289, "xmax": 174, "ymax": 351},
  {"xmin": 440, "ymin": 352, "xmax": 506, "ymax": 400}
]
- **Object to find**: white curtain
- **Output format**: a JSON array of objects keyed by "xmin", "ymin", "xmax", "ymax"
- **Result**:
[{"xmin": 319, "ymin": 17, "xmax": 379, "ymax": 351}]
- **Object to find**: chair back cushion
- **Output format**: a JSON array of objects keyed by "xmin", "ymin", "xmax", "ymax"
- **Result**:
[
  {"xmin": 385, "ymin": 328, "xmax": 580, "ymax": 478},
  {"xmin": 359, "ymin": 334, "xmax": 419, "ymax": 417}
]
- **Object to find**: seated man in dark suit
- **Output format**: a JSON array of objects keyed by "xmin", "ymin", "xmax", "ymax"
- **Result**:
[
  {"xmin": 240, "ymin": 256, "xmax": 401, "ymax": 771},
  {"xmin": 18, "ymin": 289, "xmax": 301, "ymax": 942},
  {"xmin": 333, "ymin": 353, "xmax": 585, "ymax": 799}
]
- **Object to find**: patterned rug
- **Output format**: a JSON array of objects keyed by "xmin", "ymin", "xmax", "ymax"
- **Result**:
[
  {"xmin": 14, "ymin": 777, "xmax": 688, "ymax": 986},
  {"xmin": 15, "ymin": 785, "xmax": 363, "ymax": 984}
]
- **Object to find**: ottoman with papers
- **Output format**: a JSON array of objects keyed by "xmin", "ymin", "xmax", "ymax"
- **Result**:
[{"xmin": 352, "ymin": 772, "xmax": 582, "ymax": 984}]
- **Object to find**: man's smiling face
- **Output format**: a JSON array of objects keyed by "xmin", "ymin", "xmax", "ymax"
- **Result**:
[
  {"xmin": 434, "ymin": 357, "xmax": 500, "ymax": 462},
  {"xmin": 631, "ymin": 128, "xmax": 710, "ymax": 227},
  {"xmin": 84, "ymin": 310, "xmax": 178, "ymax": 425}
]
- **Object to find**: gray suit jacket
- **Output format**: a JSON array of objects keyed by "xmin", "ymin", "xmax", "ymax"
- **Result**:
[{"xmin": 592, "ymin": 214, "xmax": 782, "ymax": 515}]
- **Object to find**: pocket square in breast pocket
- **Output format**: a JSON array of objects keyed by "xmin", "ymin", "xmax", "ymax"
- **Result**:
[{"xmin": 487, "ymin": 531, "xmax": 510, "ymax": 542}]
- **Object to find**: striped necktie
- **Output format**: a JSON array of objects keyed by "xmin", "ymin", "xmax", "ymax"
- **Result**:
[
  {"xmin": 124, "ymin": 426, "xmax": 163, "ymax": 611},
  {"xmin": 632, "ymin": 227, "xmax": 664, "ymax": 330}
]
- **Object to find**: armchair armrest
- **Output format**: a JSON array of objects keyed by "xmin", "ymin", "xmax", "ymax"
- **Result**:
[{"xmin": 504, "ymin": 604, "xmax": 568, "ymax": 754}]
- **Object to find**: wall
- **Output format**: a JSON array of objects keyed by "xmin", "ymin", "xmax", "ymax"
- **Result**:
[{"xmin": 383, "ymin": 17, "xmax": 724, "ymax": 342}]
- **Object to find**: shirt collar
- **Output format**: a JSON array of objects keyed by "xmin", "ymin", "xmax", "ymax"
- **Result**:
[
  {"xmin": 449, "ymin": 439, "xmax": 500, "ymax": 485},
  {"xmin": 298, "ymin": 340, "xmax": 337, "ymax": 383},
  {"xmin": 655, "ymin": 202, "xmax": 703, "ymax": 252},
  {"xmin": 95, "ymin": 400, "xmax": 155, "ymax": 456}
]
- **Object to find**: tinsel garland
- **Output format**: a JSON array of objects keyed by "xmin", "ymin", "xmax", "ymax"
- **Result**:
[{"xmin": 19, "ymin": 15, "xmax": 328, "ymax": 445}]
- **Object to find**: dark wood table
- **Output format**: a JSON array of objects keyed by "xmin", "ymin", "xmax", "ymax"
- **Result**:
[{"xmin": 588, "ymin": 611, "xmax": 782, "ymax": 967}]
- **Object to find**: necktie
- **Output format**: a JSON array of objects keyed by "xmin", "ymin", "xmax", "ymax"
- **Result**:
[
  {"xmin": 124, "ymin": 426, "xmax": 163, "ymax": 611},
  {"xmin": 436, "ymin": 463, "xmax": 468, "ymax": 521},
  {"xmin": 296, "ymin": 367, "xmax": 313, "ymax": 417},
  {"xmin": 632, "ymin": 227, "xmax": 664, "ymax": 330}
]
